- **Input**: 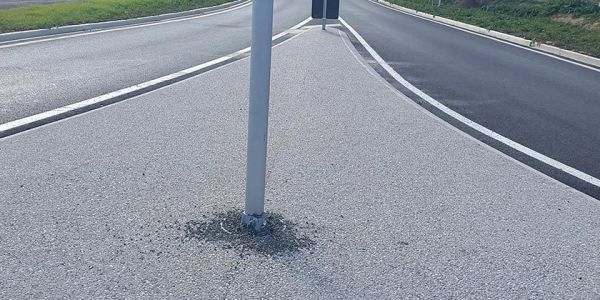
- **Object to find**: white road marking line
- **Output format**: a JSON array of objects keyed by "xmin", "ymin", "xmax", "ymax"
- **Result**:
[
  {"xmin": 339, "ymin": 17, "xmax": 600, "ymax": 188},
  {"xmin": 0, "ymin": 17, "xmax": 312, "ymax": 137},
  {"xmin": 367, "ymin": 0, "xmax": 600, "ymax": 73},
  {"xmin": 0, "ymin": 0, "xmax": 252, "ymax": 49}
]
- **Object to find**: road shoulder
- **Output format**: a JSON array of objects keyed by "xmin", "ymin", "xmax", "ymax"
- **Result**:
[{"xmin": 373, "ymin": 0, "xmax": 600, "ymax": 69}]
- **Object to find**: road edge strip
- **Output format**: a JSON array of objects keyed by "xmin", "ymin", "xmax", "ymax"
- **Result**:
[
  {"xmin": 0, "ymin": 0, "xmax": 250, "ymax": 43},
  {"xmin": 0, "ymin": 17, "xmax": 312, "ymax": 139},
  {"xmin": 338, "ymin": 17, "xmax": 600, "ymax": 191},
  {"xmin": 372, "ymin": 0, "xmax": 600, "ymax": 70}
]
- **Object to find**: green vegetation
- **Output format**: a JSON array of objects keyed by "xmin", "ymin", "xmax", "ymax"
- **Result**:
[
  {"xmin": 0, "ymin": 0, "xmax": 234, "ymax": 34},
  {"xmin": 387, "ymin": 0, "xmax": 600, "ymax": 57}
]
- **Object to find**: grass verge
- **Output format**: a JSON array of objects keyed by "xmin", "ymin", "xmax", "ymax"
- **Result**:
[
  {"xmin": 386, "ymin": 0, "xmax": 600, "ymax": 58},
  {"xmin": 0, "ymin": 0, "xmax": 236, "ymax": 34}
]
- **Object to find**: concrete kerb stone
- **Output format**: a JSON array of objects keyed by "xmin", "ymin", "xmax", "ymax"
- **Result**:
[
  {"xmin": 0, "ymin": 0, "xmax": 250, "ymax": 43},
  {"xmin": 375, "ymin": 0, "xmax": 600, "ymax": 68}
]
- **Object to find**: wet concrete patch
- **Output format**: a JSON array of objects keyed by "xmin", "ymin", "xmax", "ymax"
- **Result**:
[{"xmin": 181, "ymin": 209, "xmax": 317, "ymax": 257}]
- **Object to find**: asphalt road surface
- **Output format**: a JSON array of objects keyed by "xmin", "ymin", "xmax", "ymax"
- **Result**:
[
  {"xmin": 0, "ymin": 0, "xmax": 310, "ymax": 123},
  {"xmin": 2, "ymin": 0, "xmax": 599, "ymax": 189},
  {"xmin": 1, "ymin": 29, "xmax": 598, "ymax": 298},
  {"xmin": 0, "ymin": 0, "xmax": 73, "ymax": 9},
  {"xmin": 340, "ymin": 0, "xmax": 600, "ymax": 181}
]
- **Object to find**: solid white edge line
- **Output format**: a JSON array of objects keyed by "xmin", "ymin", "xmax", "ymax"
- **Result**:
[
  {"xmin": 0, "ymin": 17, "xmax": 313, "ymax": 136},
  {"xmin": 339, "ymin": 17, "xmax": 600, "ymax": 188},
  {"xmin": 0, "ymin": 0, "xmax": 253, "ymax": 49},
  {"xmin": 0, "ymin": 0, "xmax": 249, "ymax": 42},
  {"xmin": 367, "ymin": 0, "xmax": 600, "ymax": 73}
]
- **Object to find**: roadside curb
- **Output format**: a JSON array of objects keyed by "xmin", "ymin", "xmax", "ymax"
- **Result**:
[
  {"xmin": 0, "ymin": 0, "xmax": 249, "ymax": 43},
  {"xmin": 375, "ymin": 0, "xmax": 600, "ymax": 69}
]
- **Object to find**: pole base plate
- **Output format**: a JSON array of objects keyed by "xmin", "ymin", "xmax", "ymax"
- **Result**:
[{"xmin": 241, "ymin": 212, "xmax": 266, "ymax": 231}]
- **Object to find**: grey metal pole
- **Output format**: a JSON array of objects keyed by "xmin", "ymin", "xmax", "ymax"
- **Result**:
[
  {"xmin": 322, "ymin": 0, "xmax": 328, "ymax": 30},
  {"xmin": 241, "ymin": 0, "xmax": 274, "ymax": 231}
]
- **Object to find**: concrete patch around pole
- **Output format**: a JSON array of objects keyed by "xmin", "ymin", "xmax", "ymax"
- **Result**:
[{"xmin": 182, "ymin": 210, "xmax": 317, "ymax": 258}]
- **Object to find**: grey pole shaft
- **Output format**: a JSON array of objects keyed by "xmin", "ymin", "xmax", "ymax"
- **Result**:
[
  {"xmin": 322, "ymin": 0, "xmax": 328, "ymax": 30},
  {"xmin": 242, "ymin": 0, "xmax": 274, "ymax": 231}
]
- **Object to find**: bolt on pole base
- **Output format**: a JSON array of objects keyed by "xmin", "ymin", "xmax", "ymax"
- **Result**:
[{"xmin": 241, "ymin": 212, "xmax": 266, "ymax": 231}]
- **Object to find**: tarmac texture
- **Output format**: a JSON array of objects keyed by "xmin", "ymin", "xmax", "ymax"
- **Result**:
[
  {"xmin": 0, "ymin": 28, "xmax": 598, "ymax": 298},
  {"xmin": 342, "ymin": 0, "xmax": 600, "ymax": 180},
  {"xmin": 0, "ymin": 0, "xmax": 309, "ymax": 124}
]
